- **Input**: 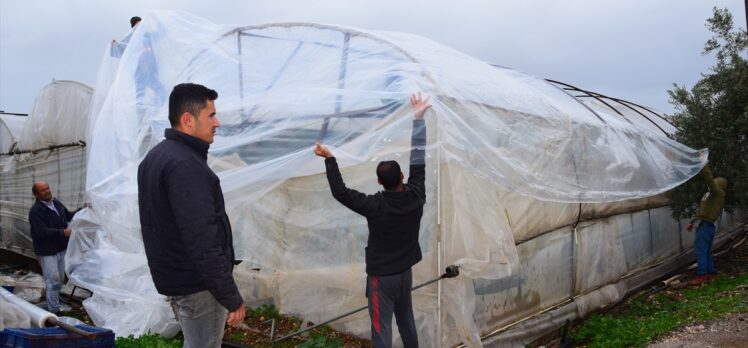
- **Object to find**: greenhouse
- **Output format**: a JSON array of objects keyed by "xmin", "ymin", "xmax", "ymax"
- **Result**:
[
  {"xmin": 0, "ymin": 80, "xmax": 90, "ymax": 258},
  {"xmin": 2, "ymin": 10, "xmax": 745, "ymax": 347}
]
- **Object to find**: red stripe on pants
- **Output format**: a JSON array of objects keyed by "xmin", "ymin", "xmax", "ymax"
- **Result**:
[{"xmin": 372, "ymin": 277, "xmax": 380, "ymax": 333}]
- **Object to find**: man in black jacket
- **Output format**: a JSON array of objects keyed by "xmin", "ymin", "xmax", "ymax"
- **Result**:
[
  {"xmin": 29, "ymin": 181, "xmax": 76, "ymax": 314},
  {"xmin": 138, "ymin": 83, "xmax": 244, "ymax": 348},
  {"xmin": 315, "ymin": 93, "xmax": 431, "ymax": 348}
]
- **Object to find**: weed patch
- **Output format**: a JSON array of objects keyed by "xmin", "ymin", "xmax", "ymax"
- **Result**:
[
  {"xmin": 570, "ymin": 273, "xmax": 748, "ymax": 347},
  {"xmin": 115, "ymin": 333, "xmax": 183, "ymax": 348}
]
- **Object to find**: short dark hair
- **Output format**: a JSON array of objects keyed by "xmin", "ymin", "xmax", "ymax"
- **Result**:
[
  {"xmin": 130, "ymin": 16, "xmax": 142, "ymax": 28},
  {"xmin": 168, "ymin": 83, "xmax": 218, "ymax": 127},
  {"xmin": 377, "ymin": 160, "xmax": 402, "ymax": 190},
  {"xmin": 32, "ymin": 183, "xmax": 39, "ymax": 195}
]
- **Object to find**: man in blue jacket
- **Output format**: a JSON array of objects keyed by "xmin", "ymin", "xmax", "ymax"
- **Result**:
[
  {"xmin": 111, "ymin": 16, "xmax": 167, "ymax": 117},
  {"xmin": 28, "ymin": 181, "xmax": 76, "ymax": 314},
  {"xmin": 138, "ymin": 83, "xmax": 245, "ymax": 348},
  {"xmin": 315, "ymin": 93, "xmax": 432, "ymax": 348}
]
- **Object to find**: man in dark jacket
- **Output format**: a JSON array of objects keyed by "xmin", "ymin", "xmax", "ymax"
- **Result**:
[
  {"xmin": 315, "ymin": 92, "xmax": 432, "ymax": 348},
  {"xmin": 138, "ymin": 83, "xmax": 245, "ymax": 348},
  {"xmin": 29, "ymin": 181, "xmax": 76, "ymax": 314}
]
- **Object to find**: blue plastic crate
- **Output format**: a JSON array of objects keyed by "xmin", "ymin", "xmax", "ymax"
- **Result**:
[{"xmin": 0, "ymin": 325, "xmax": 114, "ymax": 348}]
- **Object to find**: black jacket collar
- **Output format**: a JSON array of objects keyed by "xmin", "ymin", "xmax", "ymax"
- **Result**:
[
  {"xmin": 35, "ymin": 198, "xmax": 57, "ymax": 208},
  {"xmin": 34, "ymin": 199, "xmax": 61, "ymax": 217},
  {"xmin": 165, "ymin": 128, "xmax": 210, "ymax": 160}
]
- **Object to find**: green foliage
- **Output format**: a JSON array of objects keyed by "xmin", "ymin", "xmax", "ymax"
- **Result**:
[
  {"xmin": 570, "ymin": 273, "xmax": 748, "ymax": 347},
  {"xmin": 297, "ymin": 330, "xmax": 344, "ymax": 348},
  {"xmin": 247, "ymin": 303, "xmax": 280, "ymax": 319},
  {"xmin": 115, "ymin": 333, "xmax": 183, "ymax": 348},
  {"xmin": 228, "ymin": 330, "xmax": 246, "ymax": 342},
  {"xmin": 668, "ymin": 7, "xmax": 748, "ymax": 219}
]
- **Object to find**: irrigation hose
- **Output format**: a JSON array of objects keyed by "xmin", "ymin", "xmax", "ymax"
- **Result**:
[{"xmin": 272, "ymin": 265, "xmax": 459, "ymax": 343}]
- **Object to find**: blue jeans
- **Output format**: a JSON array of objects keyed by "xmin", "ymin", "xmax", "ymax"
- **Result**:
[
  {"xmin": 38, "ymin": 250, "xmax": 66, "ymax": 313},
  {"xmin": 694, "ymin": 220, "xmax": 716, "ymax": 275},
  {"xmin": 169, "ymin": 290, "xmax": 227, "ymax": 348}
]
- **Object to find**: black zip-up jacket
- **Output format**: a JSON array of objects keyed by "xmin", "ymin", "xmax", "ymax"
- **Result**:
[
  {"xmin": 137, "ymin": 128, "xmax": 243, "ymax": 312},
  {"xmin": 325, "ymin": 119, "xmax": 427, "ymax": 276},
  {"xmin": 28, "ymin": 199, "xmax": 75, "ymax": 256}
]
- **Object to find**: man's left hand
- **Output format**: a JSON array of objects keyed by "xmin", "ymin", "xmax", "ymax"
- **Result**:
[{"xmin": 227, "ymin": 305, "xmax": 246, "ymax": 327}]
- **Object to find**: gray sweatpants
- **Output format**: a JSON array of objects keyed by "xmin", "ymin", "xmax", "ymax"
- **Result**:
[{"xmin": 367, "ymin": 268, "xmax": 419, "ymax": 348}]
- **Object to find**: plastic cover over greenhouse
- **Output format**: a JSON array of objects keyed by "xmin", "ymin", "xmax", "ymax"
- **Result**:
[{"xmin": 2, "ymin": 10, "xmax": 746, "ymax": 347}]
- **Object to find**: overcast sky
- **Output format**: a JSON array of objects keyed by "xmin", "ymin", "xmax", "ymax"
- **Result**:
[{"xmin": 1, "ymin": 1, "xmax": 745, "ymax": 115}]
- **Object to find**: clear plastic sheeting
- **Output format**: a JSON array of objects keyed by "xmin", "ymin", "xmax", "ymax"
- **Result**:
[
  {"xmin": 0, "ymin": 295, "xmax": 31, "ymax": 330},
  {"xmin": 0, "ymin": 286, "xmax": 54, "ymax": 328},
  {"xmin": 67, "ymin": 10, "xmax": 708, "ymax": 345},
  {"xmin": 66, "ymin": 207, "xmax": 181, "ymax": 338},
  {"xmin": 0, "ymin": 114, "xmax": 26, "ymax": 154},
  {"xmin": 17, "ymin": 80, "xmax": 92, "ymax": 151}
]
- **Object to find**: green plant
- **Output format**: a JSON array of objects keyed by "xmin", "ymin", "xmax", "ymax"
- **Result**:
[
  {"xmin": 297, "ymin": 331, "xmax": 343, "ymax": 348},
  {"xmin": 248, "ymin": 303, "xmax": 281, "ymax": 319},
  {"xmin": 570, "ymin": 274, "xmax": 748, "ymax": 347},
  {"xmin": 228, "ymin": 330, "xmax": 246, "ymax": 342},
  {"xmin": 115, "ymin": 333, "xmax": 183, "ymax": 348},
  {"xmin": 668, "ymin": 7, "xmax": 748, "ymax": 219}
]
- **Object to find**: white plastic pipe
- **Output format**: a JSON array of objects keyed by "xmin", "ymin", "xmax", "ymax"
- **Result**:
[{"xmin": 0, "ymin": 286, "xmax": 58, "ymax": 327}]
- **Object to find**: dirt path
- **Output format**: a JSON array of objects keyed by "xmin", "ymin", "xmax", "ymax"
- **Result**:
[{"xmin": 647, "ymin": 312, "xmax": 748, "ymax": 348}]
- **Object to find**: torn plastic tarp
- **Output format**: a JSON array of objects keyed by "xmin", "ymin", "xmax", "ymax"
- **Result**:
[{"xmin": 66, "ymin": 10, "xmax": 706, "ymax": 345}]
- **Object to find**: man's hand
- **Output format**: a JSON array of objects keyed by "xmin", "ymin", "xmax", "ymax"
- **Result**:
[
  {"xmin": 314, "ymin": 143, "xmax": 333, "ymax": 158},
  {"xmin": 227, "ymin": 305, "xmax": 246, "ymax": 327},
  {"xmin": 63, "ymin": 228, "xmax": 72, "ymax": 237},
  {"xmin": 686, "ymin": 223, "xmax": 693, "ymax": 232},
  {"xmin": 411, "ymin": 92, "xmax": 432, "ymax": 120}
]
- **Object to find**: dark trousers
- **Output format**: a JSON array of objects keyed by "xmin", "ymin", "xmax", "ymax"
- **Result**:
[{"xmin": 367, "ymin": 268, "xmax": 418, "ymax": 348}]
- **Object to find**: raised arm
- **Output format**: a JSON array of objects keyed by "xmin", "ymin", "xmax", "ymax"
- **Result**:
[
  {"xmin": 701, "ymin": 165, "xmax": 719, "ymax": 191},
  {"xmin": 407, "ymin": 93, "xmax": 431, "ymax": 196},
  {"xmin": 315, "ymin": 144, "xmax": 380, "ymax": 217}
]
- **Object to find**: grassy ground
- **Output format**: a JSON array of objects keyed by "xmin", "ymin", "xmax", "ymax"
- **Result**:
[
  {"xmin": 570, "ymin": 274, "xmax": 748, "ymax": 347},
  {"xmin": 107, "ymin": 303, "xmax": 368, "ymax": 347},
  {"xmin": 566, "ymin": 232, "xmax": 748, "ymax": 347}
]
